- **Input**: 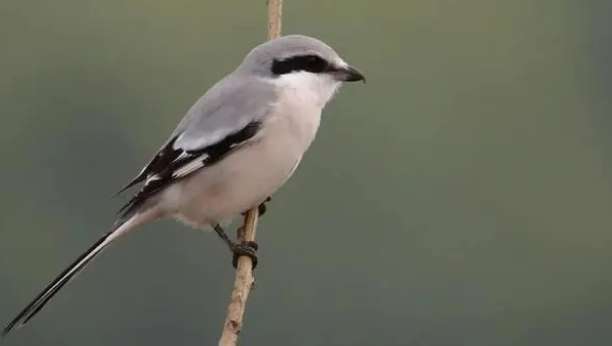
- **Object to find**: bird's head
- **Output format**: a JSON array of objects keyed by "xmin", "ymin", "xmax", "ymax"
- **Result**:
[{"xmin": 237, "ymin": 35, "xmax": 365, "ymax": 107}]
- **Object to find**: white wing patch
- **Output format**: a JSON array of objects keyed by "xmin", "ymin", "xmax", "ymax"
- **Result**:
[
  {"xmin": 144, "ymin": 174, "xmax": 161, "ymax": 184},
  {"xmin": 175, "ymin": 151, "xmax": 192, "ymax": 161},
  {"xmin": 171, "ymin": 153, "xmax": 209, "ymax": 178}
]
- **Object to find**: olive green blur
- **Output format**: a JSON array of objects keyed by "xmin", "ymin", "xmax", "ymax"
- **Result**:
[{"xmin": 1, "ymin": 1, "xmax": 611, "ymax": 345}]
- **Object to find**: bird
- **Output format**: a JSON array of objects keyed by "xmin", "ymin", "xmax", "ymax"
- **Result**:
[{"xmin": 2, "ymin": 34, "xmax": 365, "ymax": 336}]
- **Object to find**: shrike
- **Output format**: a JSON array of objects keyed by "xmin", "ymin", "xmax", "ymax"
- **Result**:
[{"xmin": 3, "ymin": 35, "xmax": 364, "ymax": 335}]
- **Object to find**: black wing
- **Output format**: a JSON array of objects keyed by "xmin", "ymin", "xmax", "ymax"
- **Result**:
[
  {"xmin": 116, "ymin": 137, "xmax": 183, "ymax": 195},
  {"xmin": 117, "ymin": 121, "xmax": 262, "ymax": 219}
]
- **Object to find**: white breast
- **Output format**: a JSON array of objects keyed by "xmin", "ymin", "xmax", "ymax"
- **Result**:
[
  {"xmin": 270, "ymin": 70, "xmax": 341, "ymax": 147},
  {"xmin": 165, "ymin": 74, "xmax": 337, "ymax": 228}
]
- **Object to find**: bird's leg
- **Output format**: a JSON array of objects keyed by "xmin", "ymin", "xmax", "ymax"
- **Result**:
[{"xmin": 213, "ymin": 224, "xmax": 258, "ymax": 269}]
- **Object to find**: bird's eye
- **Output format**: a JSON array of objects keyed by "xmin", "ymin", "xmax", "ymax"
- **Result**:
[{"xmin": 304, "ymin": 55, "xmax": 327, "ymax": 73}]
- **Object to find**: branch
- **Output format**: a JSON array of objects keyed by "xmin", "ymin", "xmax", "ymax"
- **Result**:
[
  {"xmin": 267, "ymin": 0, "xmax": 283, "ymax": 41},
  {"xmin": 217, "ymin": 211, "xmax": 259, "ymax": 346},
  {"xmin": 218, "ymin": 1, "xmax": 282, "ymax": 345}
]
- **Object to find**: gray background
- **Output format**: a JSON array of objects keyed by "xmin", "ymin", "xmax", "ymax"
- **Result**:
[{"xmin": 1, "ymin": 1, "xmax": 612, "ymax": 345}]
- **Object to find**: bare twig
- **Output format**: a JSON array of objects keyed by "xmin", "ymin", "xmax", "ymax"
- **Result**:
[
  {"xmin": 218, "ymin": 1, "xmax": 282, "ymax": 345},
  {"xmin": 218, "ymin": 211, "xmax": 259, "ymax": 346},
  {"xmin": 267, "ymin": 0, "xmax": 283, "ymax": 41}
]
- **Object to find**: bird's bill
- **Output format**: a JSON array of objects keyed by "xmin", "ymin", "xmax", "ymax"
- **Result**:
[{"xmin": 333, "ymin": 65, "xmax": 366, "ymax": 83}]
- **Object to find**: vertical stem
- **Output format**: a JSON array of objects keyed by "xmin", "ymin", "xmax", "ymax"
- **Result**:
[
  {"xmin": 267, "ymin": 0, "xmax": 283, "ymax": 40},
  {"xmin": 218, "ymin": 2, "xmax": 282, "ymax": 345}
]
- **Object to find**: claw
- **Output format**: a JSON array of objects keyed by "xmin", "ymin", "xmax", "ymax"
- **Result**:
[
  {"xmin": 258, "ymin": 203, "xmax": 267, "ymax": 216},
  {"xmin": 242, "ymin": 197, "xmax": 272, "ymax": 217},
  {"xmin": 231, "ymin": 241, "xmax": 259, "ymax": 269}
]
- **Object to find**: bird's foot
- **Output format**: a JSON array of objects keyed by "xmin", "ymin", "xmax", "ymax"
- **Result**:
[
  {"xmin": 241, "ymin": 196, "xmax": 272, "ymax": 217},
  {"xmin": 214, "ymin": 224, "xmax": 258, "ymax": 269},
  {"xmin": 231, "ymin": 241, "xmax": 259, "ymax": 269},
  {"xmin": 258, "ymin": 196, "xmax": 272, "ymax": 216},
  {"xmin": 257, "ymin": 203, "xmax": 267, "ymax": 216}
]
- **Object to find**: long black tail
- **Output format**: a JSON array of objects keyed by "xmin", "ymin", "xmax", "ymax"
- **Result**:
[{"xmin": 2, "ymin": 217, "xmax": 138, "ymax": 336}]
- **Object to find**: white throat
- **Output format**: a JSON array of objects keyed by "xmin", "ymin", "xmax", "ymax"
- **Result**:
[{"xmin": 271, "ymin": 71, "xmax": 341, "ymax": 109}]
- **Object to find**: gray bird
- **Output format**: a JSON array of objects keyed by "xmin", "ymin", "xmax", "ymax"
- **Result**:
[{"xmin": 3, "ymin": 34, "xmax": 364, "ymax": 335}]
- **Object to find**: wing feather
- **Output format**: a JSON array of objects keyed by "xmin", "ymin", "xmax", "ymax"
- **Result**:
[
  {"xmin": 116, "ymin": 74, "xmax": 275, "ymax": 219},
  {"xmin": 117, "ymin": 121, "xmax": 262, "ymax": 219}
]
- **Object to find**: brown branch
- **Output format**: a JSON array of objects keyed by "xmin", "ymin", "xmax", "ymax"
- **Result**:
[
  {"xmin": 218, "ymin": 1, "xmax": 282, "ymax": 345},
  {"xmin": 218, "ymin": 211, "xmax": 259, "ymax": 346},
  {"xmin": 267, "ymin": 0, "xmax": 283, "ymax": 41}
]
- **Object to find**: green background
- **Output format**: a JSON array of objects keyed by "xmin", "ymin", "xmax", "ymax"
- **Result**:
[{"xmin": 2, "ymin": 1, "xmax": 612, "ymax": 345}]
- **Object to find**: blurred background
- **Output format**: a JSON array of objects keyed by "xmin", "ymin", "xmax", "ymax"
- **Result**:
[{"xmin": 1, "ymin": 1, "xmax": 611, "ymax": 345}]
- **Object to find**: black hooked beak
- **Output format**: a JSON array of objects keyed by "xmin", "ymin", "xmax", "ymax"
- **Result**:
[{"xmin": 332, "ymin": 65, "xmax": 366, "ymax": 83}]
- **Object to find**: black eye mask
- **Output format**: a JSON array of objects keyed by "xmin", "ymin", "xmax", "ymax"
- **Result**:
[{"xmin": 271, "ymin": 54, "xmax": 331, "ymax": 75}]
